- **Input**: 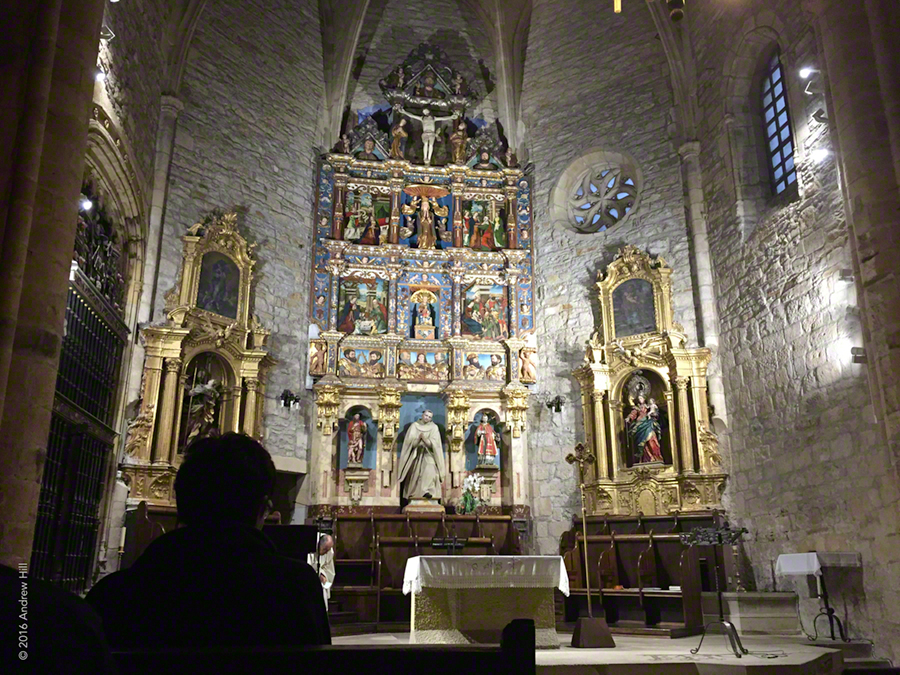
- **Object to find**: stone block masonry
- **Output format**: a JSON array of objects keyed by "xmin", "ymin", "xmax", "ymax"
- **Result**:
[
  {"xmin": 162, "ymin": 0, "xmax": 324, "ymax": 465},
  {"xmin": 521, "ymin": 0, "xmax": 697, "ymax": 558}
]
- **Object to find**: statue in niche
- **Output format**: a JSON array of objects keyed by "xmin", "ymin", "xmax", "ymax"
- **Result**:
[
  {"xmin": 356, "ymin": 138, "xmax": 380, "ymax": 161},
  {"xmin": 504, "ymin": 148, "xmax": 518, "ymax": 168},
  {"xmin": 390, "ymin": 119, "xmax": 408, "ymax": 160},
  {"xmin": 449, "ymin": 121, "xmax": 468, "ymax": 165},
  {"xmin": 184, "ymin": 375, "xmax": 222, "ymax": 446},
  {"xmin": 626, "ymin": 394, "xmax": 664, "ymax": 464},
  {"xmin": 398, "ymin": 409, "xmax": 446, "ymax": 501},
  {"xmin": 309, "ymin": 341, "xmax": 327, "ymax": 376},
  {"xmin": 475, "ymin": 411, "xmax": 500, "ymax": 467},
  {"xmin": 401, "ymin": 194, "xmax": 448, "ymax": 249},
  {"xmin": 398, "ymin": 106, "xmax": 459, "ymax": 166},
  {"xmin": 347, "ymin": 413, "xmax": 367, "ymax": 465},
  {"xmin": 410, "ymin": 288, "xmax": 438, "ymax": 340}
]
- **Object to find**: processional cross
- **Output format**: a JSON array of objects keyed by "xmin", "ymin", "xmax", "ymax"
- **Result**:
[{"xmin": 566, "ymin": 443, "xmax": 597, "ymax": 618}]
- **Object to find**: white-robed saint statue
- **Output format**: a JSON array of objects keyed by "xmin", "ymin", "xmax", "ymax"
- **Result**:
[
  {"xmin": 397, "ymin": 409, "xmax": 446, "ymax": 500},
  {"xmin": 306, "ymin": 534, "xmax": 335, "ymax": 609}
]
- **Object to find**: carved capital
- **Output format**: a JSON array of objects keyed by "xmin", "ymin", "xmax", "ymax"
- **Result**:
[
  {"xmin": 245, "ymin": 378, "xmax": 260, "ymax": 392},
  {"xmin": 315, "ymin": 384, "xmax": 342, "ymax": 432},
  {"xmin": 444, "ymin": 390, "xmax": 471, "ymax": 453},
  {"xmin": 164, "ymin": 357, "xmax": 182, "ymax": 373},
  {"xmin": 674, "ymin": 376, "xmax": 690, "ymax": 391}
]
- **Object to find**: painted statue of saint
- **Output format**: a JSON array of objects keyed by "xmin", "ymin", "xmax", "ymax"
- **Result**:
[
  {"xmin": 626, "ymin": 394, "xmax": 664, "ymax": 463},
  {"xmin": 347, "ymin": 413, "xmax": 367, "ymax": 465},
  {"xmin": 475, "ymin": 414, "xmax": 500, "ymax": 466},
  {"xmin": 398, "ymin": 410, "xmax": 445, "ymax": 500}
]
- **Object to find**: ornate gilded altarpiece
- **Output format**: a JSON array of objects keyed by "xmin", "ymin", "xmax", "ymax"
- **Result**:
[
  {"xmin": 573, "ymin": 246, "xmax": 726, "ymax": 516},
  {"xmin": 309, "ymin": 45, "xmax": 535, "ymax": 514},
  {"xmin": 122, "ymin": 212, "xmax": 274, "ymax": 504}
]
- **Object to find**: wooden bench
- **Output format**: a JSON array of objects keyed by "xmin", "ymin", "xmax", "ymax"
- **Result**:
[{"xmin": 113, "ymin": 619, "xmax": 536, "ymax": 675}]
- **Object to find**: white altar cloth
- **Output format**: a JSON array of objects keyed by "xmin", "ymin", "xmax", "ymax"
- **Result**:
[
  {"xmin": 403, "ymin": 555, "xmax": 569, "ymax": 596},
  {"xmin": 403, "ymin": 556, "xmax": 568, "ymax": 648}
]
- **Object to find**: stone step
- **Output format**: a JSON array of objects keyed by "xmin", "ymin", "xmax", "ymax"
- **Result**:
[
  {"xmin": 701, "ymin": 591, "xmax": 801, "ymax": 635},
  {"xmin": 843, "ymin": 658, "xmax": 896, "ymax": 671}
]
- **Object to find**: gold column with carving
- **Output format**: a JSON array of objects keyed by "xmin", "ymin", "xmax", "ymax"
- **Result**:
[
  {"xmin": 674, "ymin": 377, "xmax": 693, "ymax": 472},
  {"xmin": 592, "ymin": 390, "xmax": 608, "ymax": 481},
  {"xmin": 243, "ymin": 378, "xmax": 260, "ymax": 436},
  {"xmin": 152, "ymin": 357, "xmax": 182, "ymax": 464}
]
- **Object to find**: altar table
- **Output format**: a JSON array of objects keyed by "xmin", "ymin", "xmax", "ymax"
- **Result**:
[{"xmin": 403, "ymin": 555, "xmax": 569, "ymax": 649}]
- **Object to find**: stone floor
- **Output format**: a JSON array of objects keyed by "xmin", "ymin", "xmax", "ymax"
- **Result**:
[{"xmin": 333, "ymin": 631, "xmax": 843, "ymax": 674}]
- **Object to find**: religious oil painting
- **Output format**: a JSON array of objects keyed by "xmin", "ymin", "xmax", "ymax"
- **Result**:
[
  {"xmin": 344, "ymin": 191, "xmax": 390, "ymax": 245},
  {"xmin": 196, "ymin": 252, "xmax": 239, "ymax": 319},
  {"xmin": 337, "ymin": 278, "xmax": 389, "ymax": 335},
  {"xmin": 462, "ymin": 353, "xmax": 506, "ymax": 381},
  {"xmin": 338, "ymin": 348, "xmax": 385, "ymax": 378},
  {"xmin": 397, "ymin": 350, "xmax": 450, "ymax": 381},
  {"xmin": 462, "ymin": 200, "xmax": 507, "ymax": 251},
  {"xmin": 612, "ymin": 278, "xmax": 656, "ymax": 338},
  {"xmin": 461, "ymin": 283, "xmax": 508, "ymax": 340}
]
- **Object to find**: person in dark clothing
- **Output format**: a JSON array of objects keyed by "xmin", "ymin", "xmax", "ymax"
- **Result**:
[
  {"xmin": 0, "ymin": 564, "xmax": 117, "ymax": 674},
  {"xmin": 87, "ymin": 433, "xmax": 330, "ymax": 649}
]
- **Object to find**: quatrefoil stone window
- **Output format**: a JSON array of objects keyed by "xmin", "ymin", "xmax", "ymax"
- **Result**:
[{"xmin": 569, "ymin": 166, "xmax": 638, "ymax": 232}]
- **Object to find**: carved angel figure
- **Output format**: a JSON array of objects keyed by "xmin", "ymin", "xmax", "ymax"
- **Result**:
[
  {"xmin": 124, "ymin": 405, "xmax": 155, "ymax": 457},
  {"xmin": 201, "ymin": 315, "xmax": 236, "ymax": 348}
]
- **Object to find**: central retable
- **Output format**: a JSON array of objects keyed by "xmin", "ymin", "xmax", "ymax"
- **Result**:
[{"xmin": 402, "ymin": 555, "xmax": 569, "ymax": 649}]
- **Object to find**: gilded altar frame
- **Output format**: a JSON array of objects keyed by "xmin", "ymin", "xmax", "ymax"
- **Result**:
[
  {"xmin": 121, "ymin": 211, "xmax": 274, "ymax": 505},
  {"xmin": 572, "ymin": 246, "xmax": 726, "ymax": 516}
]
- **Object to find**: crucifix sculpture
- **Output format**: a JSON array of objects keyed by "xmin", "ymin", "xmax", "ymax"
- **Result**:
[{"xmin": 566, "ymin": 443, "xmax": 596, "ymax": 617}]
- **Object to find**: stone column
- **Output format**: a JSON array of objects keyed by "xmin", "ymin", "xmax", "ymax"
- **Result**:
[
  {"xmin": 242, "ymin": 378, "xmax": 259, "ymax": 436},
  {"xmin": 0, "ymin": 0, "xmax": 107, "ymax": 566},
  {"xmin": 152, "ymin": 358, "xmax": 182, "ymax": 464},
  {"xmin": 126, "ymin": 96, "xmax": 184, "ymax": 410},
  {"xmin": 810, "ymin": 0, "xmax": 900, "ymax": 455},
  {"xmin": 678, "ymin": 141, "xmax": 726, "ymax": 428},
  {"xmin": 673, "ymin": 377, "xmax": 691, "ymax": 473}
]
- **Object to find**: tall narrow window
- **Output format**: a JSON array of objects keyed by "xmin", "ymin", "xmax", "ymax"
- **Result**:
[{"xmin": 761, "ymin": 51, "xmax": 796, "ymax": 195}]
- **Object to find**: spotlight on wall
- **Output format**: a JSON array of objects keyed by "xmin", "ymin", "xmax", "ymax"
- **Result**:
[
  {"xmin": 95, "ymin": 68, "xmax": 106, "ymax": 82},
  {"xmin": 80, "ymin": 198, "xmax": 93, "ymax": 212},
  {"xmin": 100, "ymin": 24, "xmax": 116, "ymax": 41},
  {"xmin": 614, "ymin": 0, "xmax": 621, "ymax": 13},
  {"xmin": 851, "ymin": 347, "xmax": 867, "ymax": 364},
  {"xmin": 666, "ymin": 0, "xmax": 685, "ymax": 22},
  {"xmin": 811, "ymin": 147, "xmax": 831, "ymax": 163},
  {"xmin": 799, "ymin": 67, "xmax": 816, "ymax": 79}
]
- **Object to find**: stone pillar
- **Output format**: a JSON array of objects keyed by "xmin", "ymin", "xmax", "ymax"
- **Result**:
[
  {"xmin": 126, "ymin": 96, "xmax": 184, "ymax": 410},
  {"xmin": 678, "ymin": 141, "xmax": 727, "ymax": 428},
  {"xmin": 0, "ymin": 0, "xmax": 107, "ymax": 566},
  {"xmin": 673, "ymin": 377, "xmax": 691, "ymax": 473},
  {"xmin": 152, "ymin": 358, "xmax": 182, "ymax": 464},
  {"xmin": 810, "ymin": 0, "xmax": 900, "ymax": 455},
  {"xmin": 242, "ymin": 378, "xmax": 259, "ymax": 436}
]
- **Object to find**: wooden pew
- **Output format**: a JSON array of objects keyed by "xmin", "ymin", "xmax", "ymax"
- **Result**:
[{"xmin": 113, "ymin": 618, "xmax": 536, "ymax": 675}]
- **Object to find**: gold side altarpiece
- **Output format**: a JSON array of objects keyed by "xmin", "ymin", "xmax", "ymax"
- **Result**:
[
  {"xmin": 573, "ymin": 245, "xmax": 726, "ymax": 516},
  {"xmin": 122, "ymin": 211, "xmax": 274, "ymax": 504}
]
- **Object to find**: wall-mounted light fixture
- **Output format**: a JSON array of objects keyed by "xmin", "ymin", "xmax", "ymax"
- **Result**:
[
  {"xmin": 80, "ymin": 197, "xmax": 93, "ymax": 212},
  {"xmin": 95, "ymin": 68, "xmax": 106, "ymax": 82},
  {"xmin": 666, "ymin": 0, "xmax": 685, "ymax": 22},
  {"xmin": 100, "ymin": 24, "xmax": 116, "ymax": 41},
  {"xmin": 281, "ymin": 390, "xmax": 301, "ymax": 409},
  {"xmin": 851, "ymin": 347, "xmax": 867, "ymax": 364},
  {"xmin": 546, "ymin": 395, "xmax": 564, "ymax": 413}
]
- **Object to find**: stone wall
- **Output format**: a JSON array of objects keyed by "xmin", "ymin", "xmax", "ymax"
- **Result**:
[
  {"xmin": 95, "ymin": 0, "xmax": 173, "ymax": 198},
  {"xmin": 521, "ymin": 0, "xmax": 696, "ymax": 556},
  {"xmin": 161, "ymin": 0, "xmax": 324, "ymax": 465},
  {"xmin": 690, "ymin": 0, "xmax": 899, "ymax": 659},
  {"xmin": 347, "ymin": 0, "xmax": 498, "ymax": 125}
]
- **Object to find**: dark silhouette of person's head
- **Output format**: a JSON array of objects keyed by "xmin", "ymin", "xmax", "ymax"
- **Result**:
[{"xmin": 175, "ymin": 433, "xmax": 275, "ymax": 529}]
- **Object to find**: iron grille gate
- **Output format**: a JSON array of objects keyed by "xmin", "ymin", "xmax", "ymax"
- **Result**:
[{"xmin": 29, "ymin": 267, "xmax": 127, "ymax": 593}]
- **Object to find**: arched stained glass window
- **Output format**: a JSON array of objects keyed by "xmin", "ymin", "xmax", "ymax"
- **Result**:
[{"xmin": 761, "ymin": 51, "xmax": 796, "ymax": 195}]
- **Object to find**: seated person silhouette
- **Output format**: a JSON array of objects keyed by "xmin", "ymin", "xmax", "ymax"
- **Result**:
[
  {"xmin": 0, "ymin": 564, "xmax": 116, "ymax": 674},
  {"xmin": 87, "ymin": 433, "xmax": 330, "ymax": 648}
]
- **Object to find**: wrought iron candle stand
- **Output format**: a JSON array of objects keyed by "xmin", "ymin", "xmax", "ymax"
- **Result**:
[{"xmin": 679, "ymin": 526, "xmax": 749, "ymax": 658}]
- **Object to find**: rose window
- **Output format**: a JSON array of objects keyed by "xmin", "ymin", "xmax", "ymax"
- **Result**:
[{"xmin": 568, "ymin": 166, "xmax": 638, "ymax": 233}]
